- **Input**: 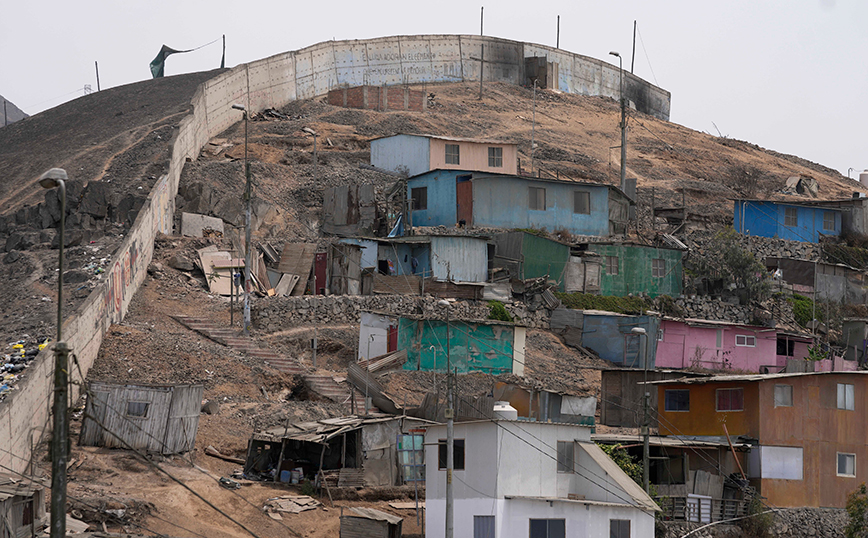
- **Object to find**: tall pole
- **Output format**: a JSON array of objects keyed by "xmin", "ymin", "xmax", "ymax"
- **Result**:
[
  {"xmin": 557, "ymin": 15, "xmax": 560, "ymax": 48},
  {"xmin": 631, "ymin": 21, "xmax": 637, "ymax": 74},
  {"xmin": 632, "ymin": 326, "xmax": 650, "ymax": 494},
  {"xmin": 442, "ymin": 305, "xmax": 454, "ymax": 538},
  {"xmin": 95, "ymin": 61, "xmax": 101, "ymax": 91},
  {"xmin": 610, "ymin": 52, "xmax": 627, "ymax": 192},
  {"xmin": 478, "ymin": 45, "xmax": 484, "ymax": 100},
  {"xmin": 531, "ymin": 79, "xmax": 537, "ymax": 176},
  {"xmin": 41, "ymin": 170, "xmax": 69, "ymax": 538},
  {"xmin": 313, "ymin": 133, "xmax": 318, "ymax": 183},
  {"xmin": 3, "ymin": 100, "xmax": 6, "ymax": 127},
  {"xmin": 232, "ymin": 106, "xmax": 252, "ymax": 336},
  {"xmin": 480, "ymin": 6, "xmax": 484, "ymax": 35}
]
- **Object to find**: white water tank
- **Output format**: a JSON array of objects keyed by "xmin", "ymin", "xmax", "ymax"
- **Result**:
[
  {"xmin": 860, "ymin": 171, "xmax": 868, "ymax": 189},
  {"xmin": 493, "ymin": 401, "xmax": 518, "ymax": 420}
]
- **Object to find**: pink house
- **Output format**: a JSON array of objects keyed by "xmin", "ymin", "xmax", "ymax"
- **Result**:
[{"xmin": 655, "ymin": 318, "xmax": 850, "ymax": 373}]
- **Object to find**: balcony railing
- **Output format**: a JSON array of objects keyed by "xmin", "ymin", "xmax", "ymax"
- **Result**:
[{"xmin": 655, "ymin": 495, "xmax": 748, "ymax": 523}]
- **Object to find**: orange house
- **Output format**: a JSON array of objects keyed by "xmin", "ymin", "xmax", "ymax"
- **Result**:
[{"xmin": 654, "ymin": 371, "xmax": 868, "ymax": 508}]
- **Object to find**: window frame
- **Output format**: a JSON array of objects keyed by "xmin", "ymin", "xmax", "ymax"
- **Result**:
[
  {"xmin": 823, "ymin": 211, "xmax": 835, "ymax": 231},
  {"xmin": 838, "ymin": 383, "xmax": 855, "ymax": 411},
  {"xmin": 735, "ymin": 334, "xmax": 756, "ymax": 347},
  {"xmin": 837, "ymin": 452, "xmax": 856, "ymax": 477},
  {"xmin": 529, "ymin": 187, "xmax": 546, "ymax": 211},
  {"xmin": 126, "ymin": 401, "xmax": 150, "ymax": 419},
  {"xmin": 784, "ymin": 207, "xmax": 798, "ymax": 227},
  {"xmin": 529, "ymin": 519, "xmax": 565, "ymax": 538},
  {"xmin": 652, "ymin": 258, "xmax": 666, "ymax": 278},
  {"xmin": 474, "ymin": 515, "xmax": 495, "ymax": 538},
  {"xmin": 438, "ymin": 438, "xmax": 466, "ymax": 470},
  {"xmin": 716, "ymin": 388, "xmax": 744, "ymax": 412},
  {"xmin": 610, "ymin": 519, "xmax": 631, "ymax": 538},
  {"xmin": 573, "ymin": 190, "xmax": 591, "ymax": 214},
  {"xmin": 410, "ymin": 186, "xmax": 428, "ymax": 211},
  {"xmin": 445, "ymin": 143, "xmax": 460, "ymax": 165},
  {"xmin": 606, "ymin": 256, "xmax": 619, "ymax": 276},
  {"xmin": 664, "ymin": 389, "xmax": 690, "ymax": 412},
  {"xmin": 488, "ymin": 147, "xmax": 503, "ymax": 168},
  {"xmin": 774, "ymin": 384, "xmax": 793, "ymax": 407},
  {"xmin": 556, "ymin": 441, "xmax": 574, "ymax": 473}
]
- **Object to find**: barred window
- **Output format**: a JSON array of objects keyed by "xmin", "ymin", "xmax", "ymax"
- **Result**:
[
  {"xmin": 488, "ymin": 147, "xmax": 503, "ymax": 167},
  {"xmin": 445, "ymin": 144, "xmax": 460, "ymax": 165},
  {"xmin": 529, "ymin": 187, "xmax": 546, "ymax": 210}
]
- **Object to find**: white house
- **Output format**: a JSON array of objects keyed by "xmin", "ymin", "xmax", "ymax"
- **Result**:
[{"xmin": 425, "ymin": 418, "xmax": 658, "ymax": 538}]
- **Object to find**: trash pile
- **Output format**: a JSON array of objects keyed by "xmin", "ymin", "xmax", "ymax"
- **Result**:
[
  {"xmin": 1, "ymin": 337, "xmax": 49, "ymax": 402},
  {"xmin": 262, "ymin": 495, "xmax": 321, "ymax": 520}
]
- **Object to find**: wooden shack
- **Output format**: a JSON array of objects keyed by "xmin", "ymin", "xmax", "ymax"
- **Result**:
[
  {"xmin": 0, "ymin": 474, "xmax": 48, "ymax": 538},
  {"xmin": 340, "ymin": 507, "xmax": 402, "ymax": 538},
  {"xmin": 80, "ymin": 382, "xmax": 203, "ymax": 454}
]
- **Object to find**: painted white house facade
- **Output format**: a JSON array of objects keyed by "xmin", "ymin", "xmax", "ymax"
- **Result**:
[{"xmin": 425, "ymin": 420, "xmax": 658, "ymax": 538}]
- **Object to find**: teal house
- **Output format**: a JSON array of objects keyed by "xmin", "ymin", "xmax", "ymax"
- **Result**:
[
  {"xmin": 493, "ymin": 231, "xmax": 570, "ymax": 291},
  {"xmin": 398, "ymin": 315, "xmax": 526, "ymax": 375},
  {"xmin": 587, "ymin": 243, "xmax": 684, "ymax": 298}
]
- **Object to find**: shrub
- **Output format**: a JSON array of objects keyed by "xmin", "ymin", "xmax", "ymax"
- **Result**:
[
  {"xmin": 791, "ymin": 294, "xmax": 820, "ymax": 328},
  {"xmin": 555, "ymin": 293, "xmax": 649, "ymax": 314},
  {"xmin": 488, "ymin": 301, "xmax": 513, "ymax": 322},
  {"xmin": 846, "ymin": 483, "xmax": 868, "ymax": 538},
  {"xmin": 738, "ymin": 494, "xmax": 773, "ymax": 537}
]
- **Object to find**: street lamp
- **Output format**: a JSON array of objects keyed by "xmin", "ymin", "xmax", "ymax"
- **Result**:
[
  {"xmin": 437, "ymin": 299, "xmax": 454, "ymax": 538},
  {"xmin": 631, "ymin": 326, "xmax": 650, "ymax": 494},
  {"xmin": 40, "ymin": 167, "xmax": 71, "ymax": 538},
  {"xmin": 231, "ymin": 104, "xmax": 252, "ymax": 336},
  {"xmin": 609, "ymin": 51, "xmax": 627, "ymax": 192}
]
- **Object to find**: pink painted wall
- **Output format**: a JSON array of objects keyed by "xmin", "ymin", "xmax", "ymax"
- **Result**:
[
  {"xmin": 657, "ymin": 319, "xmax": 779, "ymax": 372},
  {"xmin": 816, "ymin": 355, "xmax": 858, "ymax": 372},
  {"xmin": 429, "ymin": 138, "xmax": 518, "ymax": 175}
]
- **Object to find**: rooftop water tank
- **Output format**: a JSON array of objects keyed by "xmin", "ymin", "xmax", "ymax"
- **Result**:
[
  {"xmin": 493, "ymin": 401, "xmax": 518, "ymax": 420},
  {"xmin": 860, "ymin": 171, "xmax": 868, "ymax": 189}
]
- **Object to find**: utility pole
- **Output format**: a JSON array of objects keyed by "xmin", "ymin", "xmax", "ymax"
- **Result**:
[
  {"xmin": 631, "ymin": 21, "xmax": 637, "ymax": 74},
  {"xmin": 440, "ymin": 301, "xmax": 454, "ymax": 538},
  {"xmin": 531, "ymin": 79, "xmax": 538, "ymax": 176},
  {"xmin": 480, "ymin": 6, "xmax": 484, "ymax": 35},
  {"xmin": 3, "ymin": 100, "xmax": 6, "ymax": 127},
  {"xmin": 232, "ymin": 104, "xmax": 252, "ymax": 336},
  {"xmin": 632, "ymin": 327, "xmax": 650, "ymax": 494},
  {"xmin": 609, "ymin": 51, "xmax": 627, "ymax": 193},
  {"xmin": 95, "ymin": 61, "xmax": 101, "ymax": 91},
  {"xmin": 478, "ymin": 45, "xmax": 484, "ymax": 100},
  {"xmin": 556, "ymin": 15, "xmax": 560, "ymax": 49}
]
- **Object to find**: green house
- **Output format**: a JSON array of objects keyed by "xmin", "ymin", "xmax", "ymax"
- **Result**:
[
  {"xmin": 493, "ymin": 231, "xmax": 570, "ymax": 291},
  {"xmin": 587, "ymin": 243, "xmax": 684, "ymax": 297}
]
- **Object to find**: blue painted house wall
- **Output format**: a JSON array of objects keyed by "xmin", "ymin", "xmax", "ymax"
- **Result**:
[
  {"xmin": 407, "ymin": 171, "xmax": 627, "ymax": 237},
  {"xmin": 339, "ymin": 238, "xmax": 378, "ymax": 268},
  {"xmin": 734, "ymin": 200, "xmax": 842, "ymax": 243},
  {"xmin": 581, "ymin": 312, "xmax": 659, "ymax": 368},
  {"xmin": 430, "ymin": 236, "xmax": 489, "ymax": 282},
  {"xmin": 398, "ymin": 317, "xmax": 516, "ymax": 374},
  {"xmin": 377, "ymin": 241, "xmax": 431, "ymax": 277},
  {"xmin": 371, "ymin": 134, "xmax": 430, "ymax": 177}
]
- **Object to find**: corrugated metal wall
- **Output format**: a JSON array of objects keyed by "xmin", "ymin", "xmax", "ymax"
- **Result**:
[
  {"xmin": 589, "ymin": 244, "xmax": 683, "ymax": 298},
  {"xmin": 430, "ymin": 236, "xmax": 488, "ymax": 282},
  {"xmin": 399, "ymin": 318, "xmax": 515, "ymax": 374}
]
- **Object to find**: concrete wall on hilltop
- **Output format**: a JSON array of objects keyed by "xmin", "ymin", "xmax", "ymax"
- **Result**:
[{"xmin": 0, "ymin": 34, "xmax": 670, "ymax": 475}]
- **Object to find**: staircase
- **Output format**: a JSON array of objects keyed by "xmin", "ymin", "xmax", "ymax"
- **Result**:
[{"xmin": 174, "ymin": 315, "xmax": 365, "ymax": 412}]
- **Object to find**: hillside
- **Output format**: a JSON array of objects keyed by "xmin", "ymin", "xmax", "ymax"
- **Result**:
[{"xmin": 0, "ymin": 94, "xmax": 27, "ymax": 125}]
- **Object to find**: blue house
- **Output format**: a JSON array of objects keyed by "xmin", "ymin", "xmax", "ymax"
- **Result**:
[
  {"xmin": 551, "ymin": 308, "xmax": 658, "ymax": 368},
  {"xmin": 406, "ymin": 170, "xmax": 632, "ymax": 237},
  {"xmin": 733, "ymin": 199, "xmax": 842, "ymax": 243}
]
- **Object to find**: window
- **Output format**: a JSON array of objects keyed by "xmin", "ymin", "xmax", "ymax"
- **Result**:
[
  {"xmin": 664, "ymin": 390, "xmax": 690, "ymax": 412},
  {"xmin": 657, "ymin": 329, "xmax": 664, "ymax": 342},
  {"xmin": 475, "ymin": 516, "xmax": 495, "ymax": 538},
  {"xmin": 438, "ymin": 439, "xmax": 465, "ymax": 470},
  {"xmin": 776, "ymin": 337, "xmax": 795, "ymax": 357},
  {"xmin": 126, "ymin": 401, "xmax": 149, "ymax": 418},
  {"xmin": 529, "ymin": 187, "xmax": 546, "ymax": 210},
  {"xmin": 838, "ymin": 383, "xmax": 855, "ymax": 411},
  {"xmin": 488, "ymin": 147, "xmax": 503, "ymax": 167},
  {"xmin": 716, "ymin": 330, "xmax": 722, "ymax": 349},
  {"xmin": 774, "ymin": 384, "xmax": 793, "ymax": 407},
  {"xmin": 411, "ymin": 187, "xmax": 427, "ymax": 210},
  {"xmin": 652, "ymin": 258, "xmax": 665, "ymax": 278},
  {"xmin": 716, "ymin": 388, "xmax": 744, "ymax": 412},
  {"xmin": 784, "ymin": 207, "xmax": 798, "ymax": 227},
  {"xmin": 445, "ymin": 144, "xmax": 460, "ymax": 164},
  {"xmin": 21, "ymin": 500, "xmax": 34, "ymax": 526},
  {"xmin": 573, "ymin": 191, "xmax": 591, "ymax": 214},
  {"xmin": 760, "ymin": 446, "xmax": 803, "ymax": 479},
  {"xmin": 610, "ymin": 519, "xmax": 631, "ymax": 538},
  {"xmin": 606, "ymin": 256, "xmax": 619, "ymax": 275},
  {"xmin": 529, "ymin": 519, "xmax": 565, "ymax": 538},
  {"xmin": 838, "ymin": 453, "xmax": 856, "ymax": 477},
  {"xmin": 823, "ymin": 211, "xmax": 836, "ymax": 231},
  {"xmin": 557, "ymin": 441, "xmax": 574, "ymax": 473},
  {"xmin": 735, "ymin": 335, "xmax": 756, "ymax": 347}
]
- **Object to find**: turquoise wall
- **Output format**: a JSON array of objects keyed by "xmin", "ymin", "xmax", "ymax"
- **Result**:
[
  {"xmin": 399, "ymin": 318, "xmax": 515, "ymax": 374},
  {"xmin": 589, "ymin": 244, "xmax": 683, "ymax": 297}
]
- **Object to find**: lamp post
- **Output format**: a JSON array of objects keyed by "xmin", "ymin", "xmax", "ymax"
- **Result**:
[
  {"xmin": 631, "ymin": 326, "xmax": 650, "ymax": 494},
  {"xmin": 231, "ymin": 104, "xmax": 252, "ymax": 336},
  {"xmin": 41, "ymin": 168, "xmax": 71, "ymax": 538},
  {"xmin": 438, "ymin": 299, "xmax": 454, "ymax": 538},
  {"xmin": 609, "ymin": 51, "xmax": 627, "ymax": 193}
]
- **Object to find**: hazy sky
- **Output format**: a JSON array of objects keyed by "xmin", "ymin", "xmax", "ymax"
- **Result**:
[{"xmin": 3, "ymin": 0, "xmax": 865, "ymax": 178}]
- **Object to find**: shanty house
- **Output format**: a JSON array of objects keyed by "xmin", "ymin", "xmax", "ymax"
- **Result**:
[
  {"xmin": 0, "ymin": 474, "xmax": 48, "ymax": 538},
  {"xmin": 493, "ymin": 231, "xmax": 602, "ymax": 293},
  {"xmin": 765, "ymin": 256, "xmax": 868, "ymax": 304},
  {"xmin": 587, "ymin": 242, "xmax": 684, "ymax": 297},
  {"xmin": 398, "ymin": 315, "xmax": 526, "ymax": 375},
  {"xmin": 550, "ymin": 308, "xmax": 659, "ymax": 369},
  {"xmin": 425, "ymin": 418, "xmax": 658, "ymax": 538},
  {"xmin": 492, "ymin": 381, "xmax": 596, "ymax": 426},
  {"xmin": 244, "ymin": 415, "xmax": 430, "ymax": 487},
  {"xmin": 80, "ymin": 382, "xmax": 203, "ymax": 454},
  {"xmin": 599, "ymin": 369, "xmax": 712, "ymax": 428},
  {"xmin": 653, "ymin": 371, "xmax": 868, "ymax": 508},
  {"xmin": 340, "ymin": 507, "xmax": 402, "ymax": 538},
  {"xmin": 406, "ymin": 170, "xmax": 631, "ymax": 237},
  {"xmin": 733, "ymin": 199, "xmax": 842, "ymax": 243},
  {"xmin": 371, "ymin": 134, "xmax": 518, "ymax": 177}
]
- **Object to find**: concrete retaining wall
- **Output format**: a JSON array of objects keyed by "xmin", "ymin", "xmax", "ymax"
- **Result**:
[{"xmin": 0, "ymin": 34, "xmax": 671, "ymax": 475}]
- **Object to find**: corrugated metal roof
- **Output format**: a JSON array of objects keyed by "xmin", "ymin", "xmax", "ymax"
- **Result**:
[
  {"xmin": 347, "ymin": 507, "xmax": 404, "ymax": 524},
  {"xmin": 591, "ymin": 433, "xmax": 747, "ymax": 449},
  {"xmin": 370, "ymin": 133, "xmax": 517, "ymax": 146},
  {"xmin": 646, "ymin": 370, "xmax": 868, "ymax": 385},
  {"xmin": 0, "ymin": 473, "xmax": 45, "ymax": 501},
  {"xmin": 576, "ymin": 442, "xmax": 660, "ymax": 512},
  {"xmin": 732, "ymin": 198, "xmax": 846, "ymax": 210},
  {"xmin": 252, "ymin": 415, "xmax": 436, "ymax": 443}
]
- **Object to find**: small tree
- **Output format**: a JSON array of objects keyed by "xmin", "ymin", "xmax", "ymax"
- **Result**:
[
  {"xmin": 710, "ymin": 228, "xmax": 771, "ymax": 305},
  {"xmin": 846, "ymin": 483, "xmax": 868, "ymax": 538}
]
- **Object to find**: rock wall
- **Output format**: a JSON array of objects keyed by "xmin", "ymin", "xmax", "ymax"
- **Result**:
[
  {"xmin": 656, "ymin": 507, "xmax": 847, "ymax": 538},
  {"xmin": 252, "ymin": 295, "xmax": 551, "ymax": 331},
  {"xmin": 684, "ymin": 229, "xmax": 820, "ymax": 261}
]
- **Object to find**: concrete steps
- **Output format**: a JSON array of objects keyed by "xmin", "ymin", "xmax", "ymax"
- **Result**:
[{"xmin": 173, "ymin": 315, "xmax": 366, "ymax": 411}]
